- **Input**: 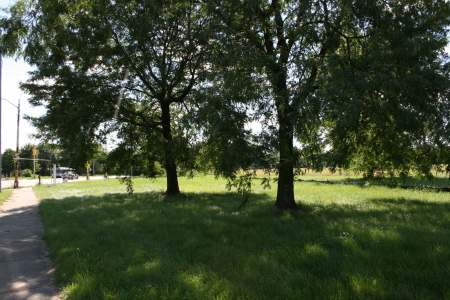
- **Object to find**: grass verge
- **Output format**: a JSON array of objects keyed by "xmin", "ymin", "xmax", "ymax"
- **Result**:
[
  {"xmin": 34, "ymin": 176, "xmax": 450, "ymax": 299},
  {"xmin": 0, "ymin": 189, "xmax": 13, "ymax": 206}
]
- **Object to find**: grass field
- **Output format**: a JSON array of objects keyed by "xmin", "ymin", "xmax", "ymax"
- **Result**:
[{"xmin": 34, "ymin": 175, "xmax": 450, "ymax": 299}]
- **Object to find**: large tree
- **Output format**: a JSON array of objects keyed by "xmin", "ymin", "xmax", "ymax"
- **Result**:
[
  {"xmin": 205, "ymin": 0, "xmax": 359, "ymax": 209},
  {"xmin": 1, "ymin": 148, "xmax": 16, "ymax": 176},
  {"xmin": 1, "ymin": 0, "xmax": 210, "ymax": 194},
  {"xmin": 205, "ymin": 0, "xmax": 450, "ymax": 209}
]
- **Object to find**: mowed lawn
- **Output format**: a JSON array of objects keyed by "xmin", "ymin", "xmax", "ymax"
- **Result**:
[{"xmin": 34, "ymin": 176, "xmax": 450, "ymax": 300}]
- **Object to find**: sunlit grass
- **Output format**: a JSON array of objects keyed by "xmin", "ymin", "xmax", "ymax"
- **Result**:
[
  {"xmin": 253, "ymin": 168, "xmax": 450, "ymax": 188},
  {"xmin": 35, "ymin": 176, "xmax": 450, "ymax": 299},
  {"xmin": 0, "ymin": 189, "xmax": 13, "ymax": 206}
]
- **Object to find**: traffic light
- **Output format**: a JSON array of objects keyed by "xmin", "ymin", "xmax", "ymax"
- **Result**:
[{"xmin": 32, "ymin": 149, "xmax": 37, "ymax": 156}]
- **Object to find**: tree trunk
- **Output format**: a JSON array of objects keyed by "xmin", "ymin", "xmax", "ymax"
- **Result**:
[
  {"xmin": 272, "ymin": 62, "xmax": 298, "ymax": 210},
  {"xmin": 275, "ymin": 111, "xmax": 298, "ymax": 210},
  {"xmin": 161, "ymin": 102, "xmax": 181, "ymax": 195},
  {"xmin": 165, "ymin": 160, "xmax": 180, "ymax": 195}
]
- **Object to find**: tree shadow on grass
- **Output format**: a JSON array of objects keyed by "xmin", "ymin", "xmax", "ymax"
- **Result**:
[{"xmin": 38, "ymin": 191, "xmax": 450, "ymax": 300}]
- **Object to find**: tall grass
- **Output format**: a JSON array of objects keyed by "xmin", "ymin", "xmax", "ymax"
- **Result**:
[{"xmin": 35, "ymin": 176, "xmax": 450, "ymax": 299}]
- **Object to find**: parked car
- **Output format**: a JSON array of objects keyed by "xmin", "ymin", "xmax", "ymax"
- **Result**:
[
  {"xmin": 62, "ymin": 171, "xmax": 79, "ymax": 180},
  {"xmin": 55, "ymin": 167, "xmax": 75, "ymax": 178}
]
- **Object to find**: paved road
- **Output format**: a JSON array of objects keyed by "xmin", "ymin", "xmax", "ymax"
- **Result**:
[
  {"xmin": 1, "ymin": 176, "xmax": 108, "ymax": 189},
  {"xmin": 0, "ymin": 188, "xmax": 61, "ymax": 299}
]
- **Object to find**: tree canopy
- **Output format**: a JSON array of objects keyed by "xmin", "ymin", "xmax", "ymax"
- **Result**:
[
  {"xmin": 324, "ymin": 0, "xmax": 450, "ymax": 178},
  {"xmin": 1, "ymin": 0, "xmax": 449, "ymax": 209},
  {"xmin": 18, "ymin": 143, "xmax": 40, "ymax": 172}
]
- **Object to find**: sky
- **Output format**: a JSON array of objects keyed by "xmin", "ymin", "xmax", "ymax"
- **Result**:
[
  {"xmin": 1, "ymin": 0, "xmax": 45, "ymax": 154},
  {"xmin": 1, "ymin": 57, "xmax": 44, "ymax": 153}
]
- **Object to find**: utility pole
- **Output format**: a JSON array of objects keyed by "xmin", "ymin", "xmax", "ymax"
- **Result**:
[
  {"xmin": 32, "ymin": 148, "xmax": 37, "ymax": 178},
  {"xmin": 1, "ymin": 97, "xmax": 20, "ymax": 189},
  {"xmin": 85, "ymin": 162, "xmax": 90, "ymax": 180},
  {"xmin": 0, "ymin": 28, "xmax": 3, "ymax": 193},
  {"xmin": 13, "ymin": 99, "xmax": 20, "ymax": 189}
]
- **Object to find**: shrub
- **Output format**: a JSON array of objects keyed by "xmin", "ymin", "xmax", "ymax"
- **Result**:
[{"xmin": 21, "ymin": 169, "xmax": 33, "ymax": 177}]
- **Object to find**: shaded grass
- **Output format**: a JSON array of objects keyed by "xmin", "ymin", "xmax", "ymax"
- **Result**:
[{"xmin": 34, "ymin": 176, "xmax": 450, "ymax": 299}]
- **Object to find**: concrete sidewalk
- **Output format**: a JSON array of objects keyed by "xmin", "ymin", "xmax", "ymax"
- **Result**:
[{"xmin": 0, "ymin": 188, "xmax": 61, "ymax": 300}]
